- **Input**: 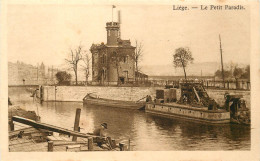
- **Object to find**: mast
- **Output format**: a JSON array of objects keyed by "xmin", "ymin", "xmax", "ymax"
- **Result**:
[{"xmin": 219, "ymin": 34, "xmax": 225, "ymax": 88}]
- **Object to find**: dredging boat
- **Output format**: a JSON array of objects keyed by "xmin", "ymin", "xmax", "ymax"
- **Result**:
[
  {"xmin": 83, "ymin": 93, "xmax": 146, "ymax": 110},
  {"xmin": 145, "ymin": 82, "xmax": 250, "ymax": 124}
]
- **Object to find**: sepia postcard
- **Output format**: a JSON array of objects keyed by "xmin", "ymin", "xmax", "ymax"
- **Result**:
[{"xmin": 0, "ymin": 0, "xmax": 260, "ymax": 161}]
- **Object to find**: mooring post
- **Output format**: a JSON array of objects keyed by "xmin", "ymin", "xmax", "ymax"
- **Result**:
[
  {"xmin": 10, "ymin": 119, "xmax": 14, "ymax": 131},
  {"xmin": 72, "ymin": 108, "xmax": 81, "ymax": 141},
  {"xmin": 128, "ymin": 139, "xmax": 130, "ymax": 151},
  {"xmin": 107, "ymin": 137, "xmax": 113, "ymax": 149},
  {"xmin": 88, "ymin": 137, "xmax": 93, "ymax": 151},
  {"xmin": 111, "ymin": 139, "xmax": 116, "ymax": 148},
  {"xmin": 119, "ymin": 143, "xmax": 127, "ymax": 151},
  {"xmin": 48, "ymin": 141, "xmax": 53, "ymax": 152},
  {"xmin": 119, "ymin": 143, "xmax": 124, "ymax": 151}
]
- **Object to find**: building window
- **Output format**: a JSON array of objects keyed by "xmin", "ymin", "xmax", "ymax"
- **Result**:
[
  {"xmin": 124, "ymin": 56, "xmax": 128, "ymax": 63},
  {"xmin": 108, "ymin": 30, "xmax": 110, "ymax": 36},
  {"xmin": 124, "ymin": 71, "xmax": 128, "ymax": 81}
]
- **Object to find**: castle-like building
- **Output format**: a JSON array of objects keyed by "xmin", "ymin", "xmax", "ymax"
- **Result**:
[{"xmin": 90, "ymin": 17, "xmax": 147, "ymax": 85}]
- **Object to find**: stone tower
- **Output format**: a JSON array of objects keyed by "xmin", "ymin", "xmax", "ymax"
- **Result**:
[{"xmin": 106, "ymin": 22, "xmax": 120, "ymax": 46}]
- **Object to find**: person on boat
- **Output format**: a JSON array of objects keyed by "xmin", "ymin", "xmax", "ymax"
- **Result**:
[
  {"xmin": 87, "ymin": 123, "xmax": 107, "ymax": 137},
  {"xmin": 93, "ymin": 123, "xmax": 107, "ymax": 137},
  {"xmin": 146, "ymin": 95, "xmax": 152, "ymax": 102},
  {"xmin": 182, "ymin": 94, "xmax": 188, "ymax": 104},
  {"xmin": 88, "ymin": 123, "xmax": 108, "ymax": 147}
]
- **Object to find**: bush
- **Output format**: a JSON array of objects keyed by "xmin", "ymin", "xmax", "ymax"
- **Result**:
[{"xmin": 55, "ymin": 71, "xmax": 71, "ymax": 85}]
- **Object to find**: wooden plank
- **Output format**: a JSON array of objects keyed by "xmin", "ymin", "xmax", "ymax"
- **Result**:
[
  {"xmin": 53, "ymin": 141, "xmax": 87, "ymax": 146},
  {"xmin": 47, "ymin": 136, "xmax": 56, "ymax": 141},
  {"xmin": 12, "ymin": 116, "xmax": 98, "ymax": 139},
  {"xmin": 193, "ymin": 87, "xmax": 200, "ymax": 102},
  {"xmin": 60, "ymin": 136, "xmax": 71, "ymax": 141}
]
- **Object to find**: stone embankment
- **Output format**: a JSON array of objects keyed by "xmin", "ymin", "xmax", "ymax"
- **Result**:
[{"xmin": 41, "ymin": 86, "xmax": 250, "ymax": 107}]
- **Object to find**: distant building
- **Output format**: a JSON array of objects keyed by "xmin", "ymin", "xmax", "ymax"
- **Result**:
[
  {"xmin": 90, "ymin": 20, "xmax": 137, "ymax": 85},
  {"xmin": 8, "ymin": 61, "xmax": 59, "ymax": 85}
]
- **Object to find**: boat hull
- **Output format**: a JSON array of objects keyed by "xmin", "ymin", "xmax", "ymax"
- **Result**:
[
  {"xmin": 83, "ymin": 97, "xmax": 145, "ymax": 110},
  {"xmin": 146, "ymin": 103, "xmax": 230, "ymax": 124}
]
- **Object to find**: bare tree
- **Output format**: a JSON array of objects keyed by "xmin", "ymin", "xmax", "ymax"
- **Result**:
[
  {"xmin": 82, "ymin": 52, "xmax": 91, "ymax": 84},
  {"xmin": 65, "ymin": 45, "xmax": 83, "ymax": 85},
  {"xmin": 173, "ymin": 47, "xmax": 194, "ymax": 79},
  {"xmin": 135, "ymin": 40, "xmax": 144, "ymax": 73}
]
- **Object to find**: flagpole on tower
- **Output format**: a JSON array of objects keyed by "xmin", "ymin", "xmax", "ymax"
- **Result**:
[{"xmin": 112, "ymin": 5, "xmax": 116, "ymax": 22}]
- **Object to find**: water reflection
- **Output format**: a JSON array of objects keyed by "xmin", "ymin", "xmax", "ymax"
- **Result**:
[
  {"xmin": 9, "ymin": 87, "xmax": 250, "ymax": 151},
  {"xmin": 145, "ymin": 114, "xmax": 250, "ymax": 150}
]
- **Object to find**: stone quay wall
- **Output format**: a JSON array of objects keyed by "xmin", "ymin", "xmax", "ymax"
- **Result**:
[
  {"xmin": 42, "ymin": 86, "xmax": 164, "ymax": 102},
  {"xmin": 41, "ymin": 86, "xmax": 250, "ymax": 107}
]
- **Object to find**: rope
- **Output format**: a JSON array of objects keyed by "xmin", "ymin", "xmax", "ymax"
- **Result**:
[{"xmin": 136, "ymin": 96, "xmax": 147, "ymax": 102}]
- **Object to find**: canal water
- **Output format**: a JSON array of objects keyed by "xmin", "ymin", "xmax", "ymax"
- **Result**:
[{"xmin": 9, "ymin": 87, "xmax": 250, "ymax": 151}]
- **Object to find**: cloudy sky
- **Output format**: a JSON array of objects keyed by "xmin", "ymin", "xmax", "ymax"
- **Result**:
[{"xmin": 7, "ymin": 4, "xmax": 250, "ymax": 68}]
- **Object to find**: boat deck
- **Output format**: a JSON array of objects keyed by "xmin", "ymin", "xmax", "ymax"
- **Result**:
[
  {"xmin": 9, "ymin": 127, "xmax": 114, "ymax": 151},
  {"xmin": 150, "ymin": 102, "xmax": 228, "ymax": 113},
  {"xmin": 146, "ymin": 102, "xmax": 230, "ymax": 124},
  {"xmin": 9, "ymin": 116, "xmax": 127, "ymax": 152}
]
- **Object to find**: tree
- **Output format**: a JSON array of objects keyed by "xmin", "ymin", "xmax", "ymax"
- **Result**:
[
  {"xmin": 65, "ymin": 45, "xmax": 83, "ymax": 85},
  {"xmin": 135, "ymin": 40, "xmax": 144, "ymax": 73},
  {"xmin": 241, "ymin": 65, "xmax": 250, "ymax": 80},
  {"xmin": 215, "ymin": 69, "xmax": 231, "ymax": 79},
  {"xmin": 82, "ymin": 52, "xmax": 91, "ymax": 83},
  {"xmin": 173, "ymin": 47, "xmax": 194, "ymax": 79},
  {"xmin": 233, "ymin": 67, "xmax": 243, "ymax": 80},
  {"xmin": 55, "ymin": 71, "xmax": 71, "ymax": 85}
]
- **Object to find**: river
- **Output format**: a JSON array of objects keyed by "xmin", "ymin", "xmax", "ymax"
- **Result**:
[{"xmin": 9, "ymin": 87, "xmax": 250, "ymax": 150}]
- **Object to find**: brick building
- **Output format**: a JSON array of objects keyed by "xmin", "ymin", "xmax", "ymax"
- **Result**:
[{"xmin": 90, "ymin": 21, "xmax": 137, "ymax": 85}]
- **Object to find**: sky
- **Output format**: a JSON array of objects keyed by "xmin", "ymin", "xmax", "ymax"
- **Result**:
[{"xmin": 7, "ymin": 4, "xmax": 250, "ymax": 68}]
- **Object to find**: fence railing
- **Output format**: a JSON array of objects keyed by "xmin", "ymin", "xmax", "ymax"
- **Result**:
[
  {"xmin": 202, "ymin": 80, "xmax": 250, "ymax": 90},
  {"xmin": 150, "ymin": 79, "xmax": 250, "ymax": 90}
]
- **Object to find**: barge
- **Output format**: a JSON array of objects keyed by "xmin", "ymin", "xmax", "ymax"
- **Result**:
[
  {"xmin": 83, "ymin": 93, "xmax": 146, "ymax": 110},
  {"xmin": 145, "ymin": 82, "xmax": 250, "ymax": 124}
]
